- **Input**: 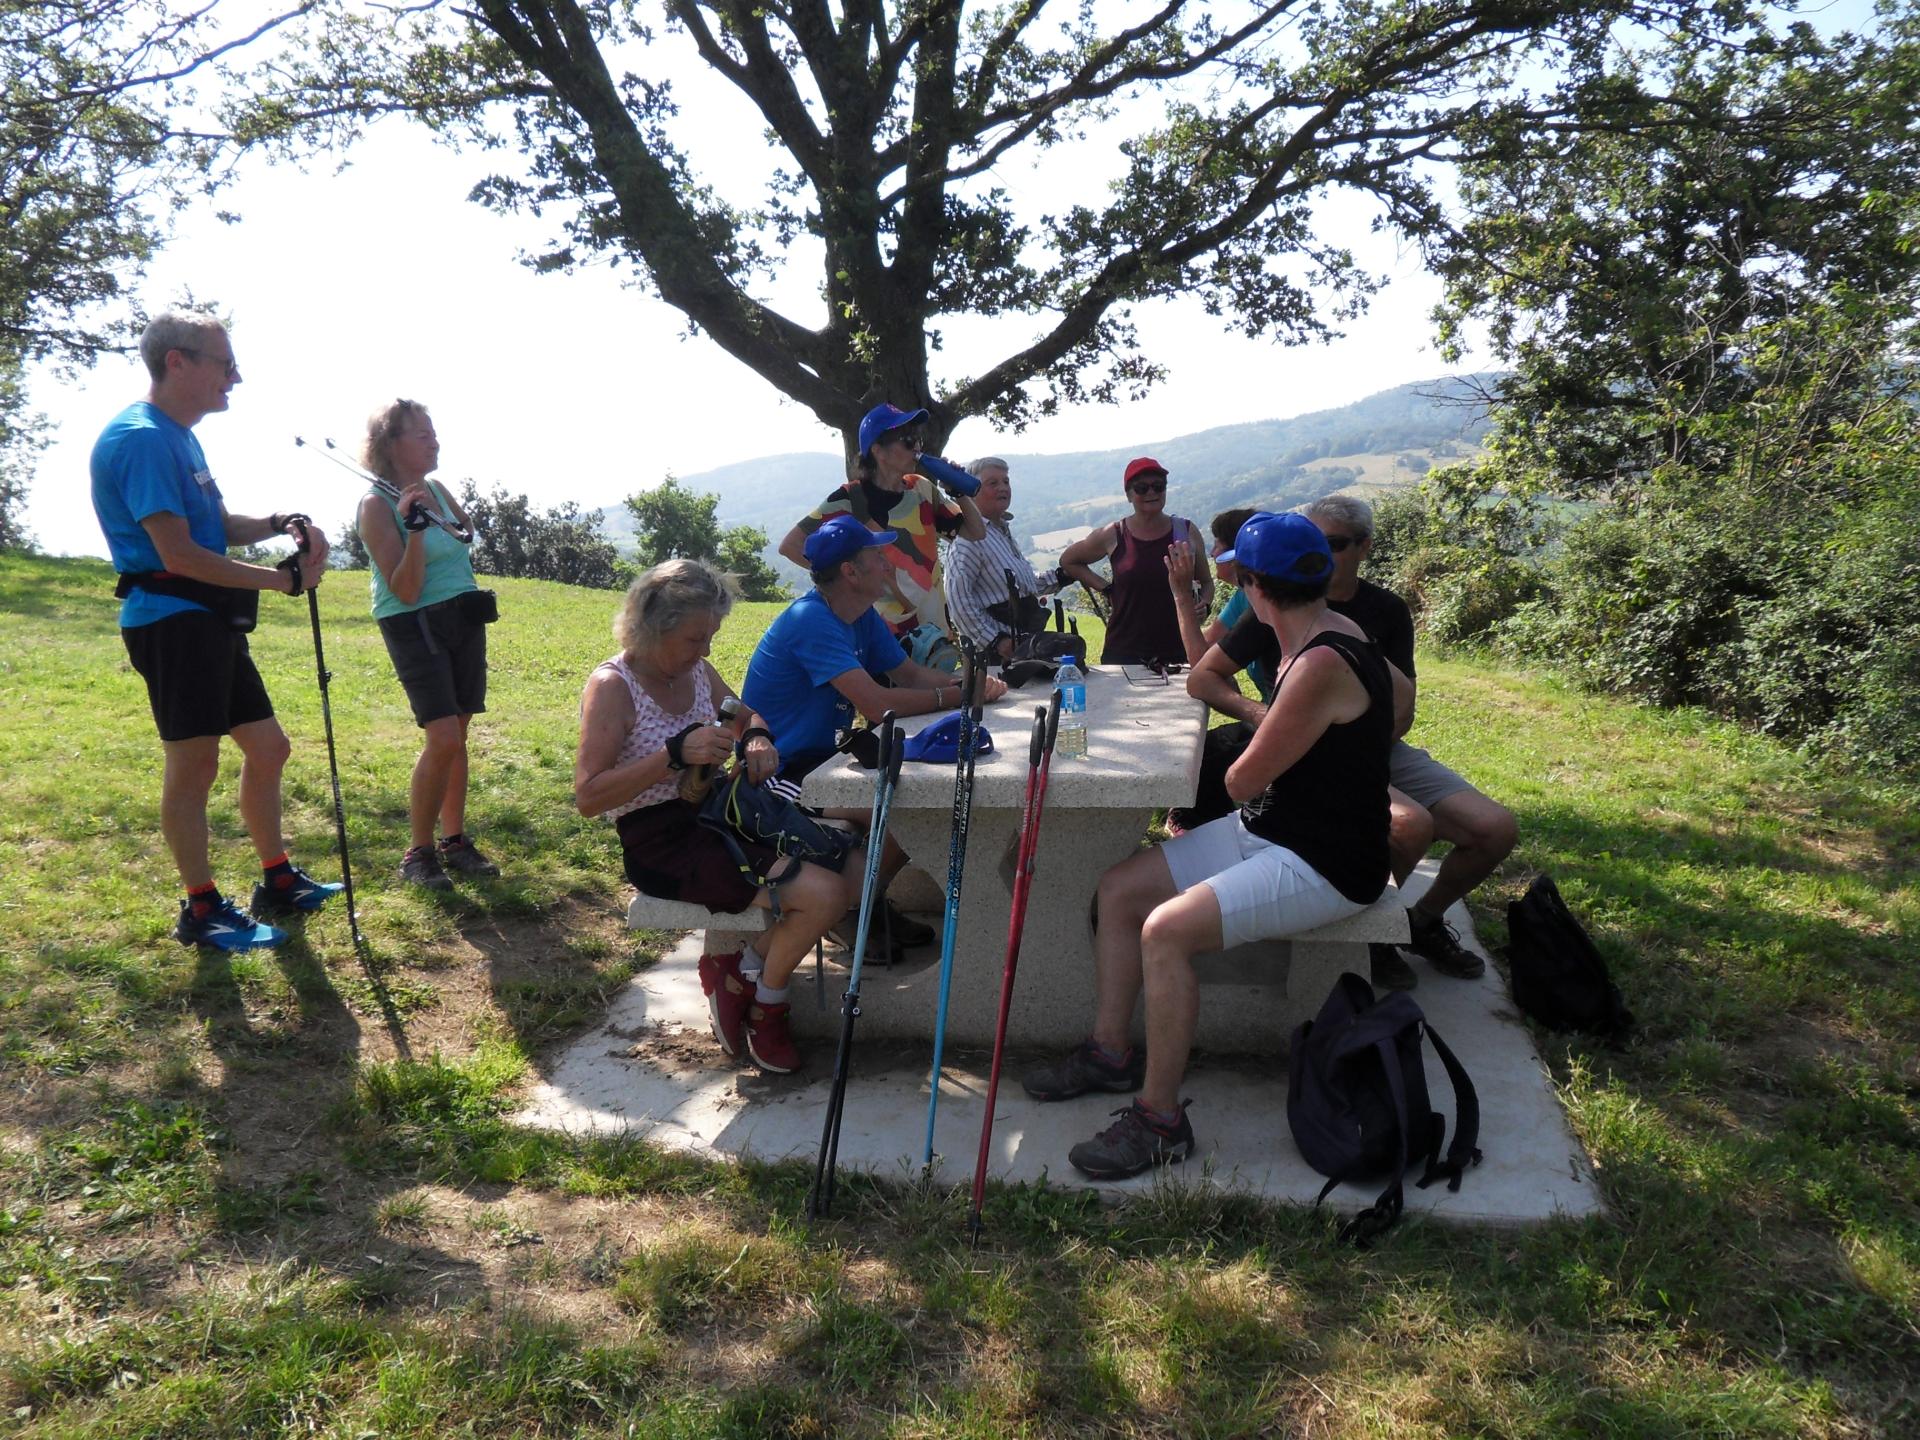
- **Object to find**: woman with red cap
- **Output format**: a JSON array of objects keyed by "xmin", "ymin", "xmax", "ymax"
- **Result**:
[{"xmin": 1058, "ymin": 457, "xmax": 1213, "ymax": 666}]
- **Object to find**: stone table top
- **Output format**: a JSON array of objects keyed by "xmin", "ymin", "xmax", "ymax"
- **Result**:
[{"xmin": 800, "ymin": 664, "xmax": 1207, "ymax": 811}]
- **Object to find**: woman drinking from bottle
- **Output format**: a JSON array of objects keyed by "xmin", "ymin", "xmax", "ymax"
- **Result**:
[{"xmin": 358, "ymin": 399, "xmax": 495, "ymax": 891}]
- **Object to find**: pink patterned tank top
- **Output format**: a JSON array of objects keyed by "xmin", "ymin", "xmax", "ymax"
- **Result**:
[{"xmin": 596, "ymin": 654, "xmax": 717, "ymax": 819}]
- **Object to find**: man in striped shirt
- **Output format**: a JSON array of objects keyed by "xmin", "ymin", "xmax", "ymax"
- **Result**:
[{"xmin": 942, "ymin": 456, "xmax": 1062, "ymax": 660}]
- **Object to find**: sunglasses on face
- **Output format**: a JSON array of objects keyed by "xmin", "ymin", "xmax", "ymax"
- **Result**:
[
  {"xmin": 1129, "ymin": 480, "xmax": 1167, "ymax": 495},
  {"xmin": 884, "ymin": 432, "xmax": 921, "ymax": 451},
  {"xmin": 1324, "ymin": 533, "xmax": 1365, "ymax": 552}
]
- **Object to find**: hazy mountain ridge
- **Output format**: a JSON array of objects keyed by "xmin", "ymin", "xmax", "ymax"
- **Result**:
[{"xmin": 596, "ymin": 376, "xmax": 1495, "ymax": 563}]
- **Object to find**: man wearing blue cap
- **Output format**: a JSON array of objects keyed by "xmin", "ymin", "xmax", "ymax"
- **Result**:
[
  {"xmin": 745, "ymin": 513, "xmax": 1007, "ymax": 955},
  {"xmin": 777, "ymin": 404, "xmax": 987, "ymax": 640}
]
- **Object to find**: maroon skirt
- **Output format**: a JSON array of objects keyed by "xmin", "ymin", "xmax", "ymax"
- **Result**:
[{"xmin": 616, "ymin": 798, "xmax": 779, "ymax": 914}]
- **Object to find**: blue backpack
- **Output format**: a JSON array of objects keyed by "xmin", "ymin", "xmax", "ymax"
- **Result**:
[{"xmin": 1288, "ymin": 972, "xmax": 1481, "ymax": 1245}]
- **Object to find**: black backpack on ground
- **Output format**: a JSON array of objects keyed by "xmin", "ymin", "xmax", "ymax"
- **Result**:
[
  {"xmin": 1288, "ymin": 972, "xmax": 1482, "ymax": 1246},
  {"xmin": 1506, "ymin": 874, "xmax": 1634, "ymax": 1040}
]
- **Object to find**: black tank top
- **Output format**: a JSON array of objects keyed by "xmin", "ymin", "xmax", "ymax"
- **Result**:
[{"xmin": 1238, "ymin": 630, "xmax": 1392, "ymax": 904}]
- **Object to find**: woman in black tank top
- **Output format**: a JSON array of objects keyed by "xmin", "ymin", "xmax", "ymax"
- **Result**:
[{"xmin": 1027, "ymin": 511, "xmax": 1399, "ymax": 1182}]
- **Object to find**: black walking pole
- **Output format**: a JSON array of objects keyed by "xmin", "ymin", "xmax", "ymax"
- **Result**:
[
  {"xmin": 921, "ymin": 642, "xmax": 982, "ymax": 1173},
  {"xmin": 968, "ymin": 690, "xmax": 1062, "ymax": 1245},
  {"xmin": 286, "ymin": 517, "xmax": 363, "ymax": 949},
  {"xmin": 807, "ymin": 714, "xmax": 902, "ymax": 1221}
]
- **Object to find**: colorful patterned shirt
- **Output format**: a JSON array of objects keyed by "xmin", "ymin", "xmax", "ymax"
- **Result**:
[{"xmin": 793, "ymin": 476, "xmax": 965, "ymax": 637}]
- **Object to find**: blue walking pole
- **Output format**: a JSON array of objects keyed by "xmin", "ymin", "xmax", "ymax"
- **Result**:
[
  {"xmin": 807, "ymin": 714, "xmax": 903, "ymax": 1221},
  {"xmin": 921, "ymin": 643, "xmax": 983, "ymax": 1173}
]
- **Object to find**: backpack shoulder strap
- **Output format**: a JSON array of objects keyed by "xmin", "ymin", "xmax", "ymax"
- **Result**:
[
  {"xmin": 1413, "ymin": 1023, "xmax": 1483, "ymax": 1192},
  {"xmin": 1335, "ymin": 1034, "xmax": 1413, "ymax": 1247}
]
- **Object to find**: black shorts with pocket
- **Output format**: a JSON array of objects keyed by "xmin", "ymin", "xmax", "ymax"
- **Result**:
[
  {"xmin": 377, "ymin": 593, "xmax": 489, "ymax": 726},
  {"xmin": 123, "ymin": 610, "xmax": 275, "ymax": 742},
  {"xmin": 617, "ymin": 799, "xmax": 781, "ymax": 915}
]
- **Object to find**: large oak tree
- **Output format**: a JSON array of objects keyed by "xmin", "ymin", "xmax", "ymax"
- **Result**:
[{"xmin": 235, "ymin": 0, "xmax": 1766, "ymax": 457}]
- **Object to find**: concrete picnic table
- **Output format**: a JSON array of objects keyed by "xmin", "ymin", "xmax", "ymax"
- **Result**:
[{"xmin": 792, "ymin": 664, "xmax": 1205, "ymax": 1050}]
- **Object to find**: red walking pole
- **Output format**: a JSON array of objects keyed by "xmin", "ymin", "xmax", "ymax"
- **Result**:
[{"xmin": 968, "ymin": 689, "xmax": 1062, "ymax": 1244}]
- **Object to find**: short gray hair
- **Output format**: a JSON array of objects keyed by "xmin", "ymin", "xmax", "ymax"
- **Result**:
[
  {"xmin": 1300, "ymin": 493, "xmax": 1374, "ymax": 538},
  {"xmin": 139, "ymin": 308, "xmax": 227, "ymax": 382},
  {"xmin": 615, "ymin": 559, "xmax": 737, "ymax": 656},
  {"xmin": 967, "ymin": 456, "xmax": 1009, "ymax": 478}
]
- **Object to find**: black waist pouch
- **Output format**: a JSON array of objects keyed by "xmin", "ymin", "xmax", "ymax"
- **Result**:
[
  {"xmin": 114, "ymin": 572, "xmax": 259, "ymax": 633},
  {"xmin": 458, "ymin": 588, "xmax": 499, "ymax": 625}
]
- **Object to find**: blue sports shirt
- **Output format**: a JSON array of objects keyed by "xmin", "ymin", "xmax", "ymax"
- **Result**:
[
  {"xmin": 741, "ymin": 589, "xmax": 907, "ymax": 769},
  {"xmin": 90, "ymin": 401, "xmax": 229, "ymax": 628}
]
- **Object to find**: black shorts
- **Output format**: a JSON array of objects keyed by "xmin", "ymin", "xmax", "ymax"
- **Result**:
[
  {"xmin": 377, "ymin": 595, "xmax": 488, "ymax": 726},
  {"xmin": 123, "ymin": 610, "xmax": 275, "ymax": 742},
  {"xmin": 617, "ymin": 800, "xmax": 778, "ymax": 914}
]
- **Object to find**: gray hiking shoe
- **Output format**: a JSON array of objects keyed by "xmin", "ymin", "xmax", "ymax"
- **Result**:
[
  {"xmin": 1406, "ymin": 908, "xmax": 1486, "ymax": 979},
  {"xmin": 1369, "ymin": 941, "xmax": 1418, "ymax": 991},
  {"xmin": 827, "ymin": 917, "xmax": 899, "ymax": 966},
  {"xmin": 1068, "ymin": 1100, "xmax": 1195, "ymax": 1180},
  {"xmin": 398, "ymin": 844, "xmax": 454, "ymax": 891},
  {"xmin": 437, "ymin": 833, "xmax": 500, "ymax": 877},
  {"xmin": 1022, "ymin": 1039, "xmax": 1144, "ymax": 1103}
]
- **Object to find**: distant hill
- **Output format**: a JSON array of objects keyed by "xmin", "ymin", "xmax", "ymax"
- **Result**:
[{"xmin": 598, "ymin": 375, "xmax": 1495, "ymax": 577}]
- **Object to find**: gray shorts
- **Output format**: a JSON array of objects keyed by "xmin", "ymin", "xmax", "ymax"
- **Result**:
[
  {"xmin": 1388, "ymin": 740, "xmax": 1477, "ymax": 811},
  {"xmin": 377, "ymin": 595, "xmax": 488, "ymax": 726}
]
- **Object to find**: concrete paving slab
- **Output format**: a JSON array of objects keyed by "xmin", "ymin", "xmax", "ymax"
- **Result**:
[{"xmin": 517, "ymin": 867, "xmax": 1604, "ymax": 1226}]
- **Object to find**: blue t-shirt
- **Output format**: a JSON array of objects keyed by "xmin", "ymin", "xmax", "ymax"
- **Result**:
[
  {"xmin": 741, "ymin": 589, "xmax": 907, "ymax": 769},
  {"xmin": 1217, "ymin": 588, "xmax": 1275, "ymax": 699},
  {"xmin": 90, "ymin": 401, "xmax": 228, "ymax": 628}
]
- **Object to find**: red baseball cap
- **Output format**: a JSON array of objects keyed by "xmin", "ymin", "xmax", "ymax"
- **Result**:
[{"xmin": 1124, "ymin": 457, "xmax": 1168, "ymax": 486}]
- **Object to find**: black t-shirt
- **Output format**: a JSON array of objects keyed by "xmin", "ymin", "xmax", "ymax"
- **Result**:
[{"xmin": 1218, "ymin": 578, "xmax": 1415, "ymax": 682}]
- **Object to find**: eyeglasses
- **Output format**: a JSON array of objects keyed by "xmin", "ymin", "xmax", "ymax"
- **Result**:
[
  {"xmin": 1324, "ymin": 533, "xmax": 1366, "ymax": 552},
  {"xmin": 883, "ymin": 432, "xmax": 921, "ymax": 451},
  {"xmin": 1129, "ymin": 480, "xmax": 1167, "ymax": 495},
  {"xmin": 179, "ymin": 347, "xmax": 240, "ymax": 379}
]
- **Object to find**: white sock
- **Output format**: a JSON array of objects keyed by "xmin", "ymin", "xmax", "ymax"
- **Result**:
[
  {"xmin": 754, "ymin": 981, "xmax": 788, "ymax": 1005},
  {"xmin": 739, "ymin": 950, "xmax": 765, "ymax": 980}
]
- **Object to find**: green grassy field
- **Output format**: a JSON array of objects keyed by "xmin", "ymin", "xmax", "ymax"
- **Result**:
[{"xmin": 3, "ymin": 551, "xmax": 1917, "ymax": 1437}]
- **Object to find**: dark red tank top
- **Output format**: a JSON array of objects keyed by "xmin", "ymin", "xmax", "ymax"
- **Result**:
[{"xmin": 1100, "ymin": 515, "xmax": 1190, "ymax": 665}]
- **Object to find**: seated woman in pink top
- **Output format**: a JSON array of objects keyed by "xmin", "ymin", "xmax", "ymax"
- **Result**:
[{"xmin": 574, "ymin": 559, "xmax": 859, "ymax": 1075}]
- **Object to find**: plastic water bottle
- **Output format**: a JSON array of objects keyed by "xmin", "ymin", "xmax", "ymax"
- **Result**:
[{"xmin": 1054, "ymin": 660, "xmax": 1088, "ymax": 759}]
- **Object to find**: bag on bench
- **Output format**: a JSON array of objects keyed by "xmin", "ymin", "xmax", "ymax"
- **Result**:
[
  {"xmin": 1288, "ymin": 972, "xmax": 1481, "ymax": 1246},
  {"xmin": 1506, "ymin": 874, "xmax": 1633, "ymax": 1040},
  {"xmin": 696, "ymin": 767, "xmax": 854, "ymax": 893}
]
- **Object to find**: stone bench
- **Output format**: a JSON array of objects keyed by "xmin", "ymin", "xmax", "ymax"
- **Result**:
[
  {"xmin": 1188, "ymin": 881, "xmax": 1410, "ymax": 1046},
  {"xmin": 625, "ymin": 894, "xmax": 773, "ymax": 962}
]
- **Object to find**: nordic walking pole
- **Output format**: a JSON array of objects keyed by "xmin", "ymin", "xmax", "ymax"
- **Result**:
[
  {"xmin": 921, "ymin": 643, "xmax": 983, "ymax": 1173},
  {"xmin": 287, "ymin": 516, "xmax": 363, "ymax": 949},
  {"xmin": 968, "ymin": 689, "xmax": 1062, "ymax": 1245},
  {"xmin": 808, "ymin": 714, "xmax": 902, "ymax": 1221}
]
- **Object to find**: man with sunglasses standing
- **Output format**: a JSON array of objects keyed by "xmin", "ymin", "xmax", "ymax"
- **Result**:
[
  {"xmin": 91, "ymin": 308, "xmax": 340, "ymax": 952},
  {"xmin": 778, "ymin": 404, "xmax": 988, "ymax": 642}
]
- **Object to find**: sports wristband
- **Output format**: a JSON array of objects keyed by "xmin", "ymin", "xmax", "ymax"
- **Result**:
[
  {"xmin": 278, "ymin": 554, "xmax": 303, "ymax": 597},
  {"xmin": 268, "ymin": 512, "xmax": 287, "ymax": 536},
  {"xmin": 737, "ymin": 726, "xmax": 774, "ymax": 747},
  {"xmin": 664, "ymin": 723, "xmax": 698, "ymax": 771}
]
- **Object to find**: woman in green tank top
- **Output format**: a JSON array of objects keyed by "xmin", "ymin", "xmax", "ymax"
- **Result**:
[{"xmin": 358, "ymin": 400, "xmax": 496, "ymax": 891}]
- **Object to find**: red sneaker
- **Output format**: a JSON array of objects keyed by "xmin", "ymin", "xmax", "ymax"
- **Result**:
[
  {"xmin": 745, "ymin": 1001, "xmax": 801, "ymax": 1074},
  {"xmin": 697, "ymin": 950, "xmax": 750, "ymax": 1057}
]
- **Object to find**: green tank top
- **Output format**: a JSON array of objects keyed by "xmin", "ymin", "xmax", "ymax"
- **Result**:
[{"xmin": 368, "ymin": 480, "xmax": 479, "ymax": 619}]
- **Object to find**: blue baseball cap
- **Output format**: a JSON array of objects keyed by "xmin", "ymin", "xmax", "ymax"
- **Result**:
[
  {"xmin": 903, "ymin": 711, "xmax": 995, "ymax": 764},
  {"xmin": 858, "ymin": 403, "xmax": 930, "ymax": 458},
  {"xmin": 804, "ymin": 513, "xmax": 897, "ymax": 570},
  {"xmin": 1216, "ymin": 511, "xmax": 1334, "ymax": 584}
]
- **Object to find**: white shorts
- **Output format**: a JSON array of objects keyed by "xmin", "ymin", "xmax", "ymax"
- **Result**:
[{"xmin": 1160, "ymin": 814, "xmax": 1365, "ymax": 949}]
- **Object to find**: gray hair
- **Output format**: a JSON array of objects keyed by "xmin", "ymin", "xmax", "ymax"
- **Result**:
[
  {"xmin": 967, "ymin": 456, "xmax": 1010, "ymax": 478},
  {"xmin": 139, "ymin": 308, "xmax": 227, "ymax": 382},
  {"xmin": 1300, "ymin": 493, "xmax": 1374, "ymax": 538},
  {"xmin": 615, "ymin": 558, "xmax": 737, "ymax": 656}
]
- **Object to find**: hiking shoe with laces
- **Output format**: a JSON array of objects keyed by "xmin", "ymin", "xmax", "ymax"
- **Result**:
[
  {"xmin": 880, "ymin": 900, "xmax": 935, "ymax": 950},
  {"xmin": 1369, "ymin": 941, "xmax": 1418, "ymax": 992},
  {"xmin": 745, "ymin": 1000, "xmax": 801, "ymax": 1073},
  {"xmin": 698, "ymin": 950, "xmax": 751, "ymax": 1057},
  {"xmin": 251, "ymin": 863, "xmax": 344, "ymax": 917},
  {"xmin": 1405, "ymin": 907, "xmax": 1486, "ymax": 979},
  {"xmin": 437, "ymin": 834, "xmax": 500, "ymax": 877},
  {"xmin": 1068, "ymin": 1100, "xmax": 1196, "ymax": 1180},
  {"xmin": 1022, "ymin": 1038, "xmax": 1145, "ymax": 1103},
  {"xmin": 398, "ymin": 845, "xmax": 454, "ymax": 891},
  {"xmin": 827, "ymin": 916, "xmax": 899, "ymax": 966},
  {"xmin": 175, "ymin": 896, "xmax": 287, "ymax": 952}
]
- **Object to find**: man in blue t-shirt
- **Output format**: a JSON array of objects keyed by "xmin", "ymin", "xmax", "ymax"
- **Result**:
[
  {"xmin": 91, "ymin": 308, "xmax": 341, "ymax": 953},
  {"xmin": 742, "ymin": 514, "xmax": 1007, "ymax": 956}
]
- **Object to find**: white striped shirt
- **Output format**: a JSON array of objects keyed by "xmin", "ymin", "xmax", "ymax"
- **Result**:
[{"xmin": 944, "ymin": 513, "xmax": 1053, "ymax": 648}]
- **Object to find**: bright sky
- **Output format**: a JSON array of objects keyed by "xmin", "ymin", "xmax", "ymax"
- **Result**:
[{"xmin": 21, "ymin": 19, "xmax": 1482, "ymax": 559}]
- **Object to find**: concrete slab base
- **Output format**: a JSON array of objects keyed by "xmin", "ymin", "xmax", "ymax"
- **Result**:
[{"xmin": 516, "ymin": 868, "xmax": 1603, "ymax": 1226}]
